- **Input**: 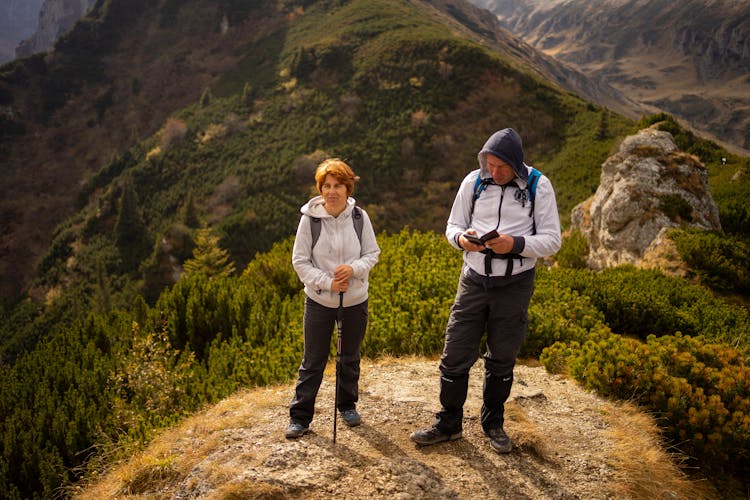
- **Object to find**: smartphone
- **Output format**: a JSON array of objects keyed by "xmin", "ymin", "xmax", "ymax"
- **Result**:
[
  {"xmin": 463, "ymin": 230, "xmax": 499, "ymax": 246},
  {"xmin": 463, "ymin": 233, "xmax": 484, "ymax": 245},
  {"xmin": 480, "ymin": 230, "xmax": 499, "ymax": 242}
]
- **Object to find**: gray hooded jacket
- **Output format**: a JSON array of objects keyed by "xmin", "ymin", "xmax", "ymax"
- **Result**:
[
  {"xmin": 292, "ymin": 196, "xmax": 380, "ymax": 308},
  {"xmin": 446, "ymin": 128, "xmax": 562, "ymax": 277}
]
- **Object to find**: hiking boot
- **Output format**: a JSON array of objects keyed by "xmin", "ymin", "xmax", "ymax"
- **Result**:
[
  {"xmin": 340, "ymin": 409, "xmax": 361, "ymax": 427},
  {"xmin": 410, "ymin": 425, "xmax": 462, "ymax": 446},
  {"xmin": 486, "ymin": 427, "xmax": 512, "ymax": 453},
  {"xmin": 285, "ymin": 422, "xmax": 309, "ymax": 439}
]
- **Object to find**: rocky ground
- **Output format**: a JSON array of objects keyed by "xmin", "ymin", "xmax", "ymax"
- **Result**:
[{"xmin": 78, "ymin": 356, "xmax": 710, "ymax": 499}]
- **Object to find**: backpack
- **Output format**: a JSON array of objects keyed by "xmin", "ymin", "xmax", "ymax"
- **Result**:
[
  {"xmin": 470, "ymin": 167, "xmax": 542, "ymax": 234},
  {"xmin": 310, "ymin": 206, "xmax": 363, "ymax": 250}
]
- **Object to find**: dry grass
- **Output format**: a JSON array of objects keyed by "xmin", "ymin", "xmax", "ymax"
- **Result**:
[
  {"xmin": 205, "ymin": 481, "xmax": 288, "ymax": 500},
  {"xmin": 75, "ymin": 384, "xmax": 287, "ymax": 499},
  {"xmin": 604, "ymin": 402, "xmax": 716, "ymax": 500},
  {"xmin": 505, "ymin": 402, "xmax": 554, "ymax": 461}
]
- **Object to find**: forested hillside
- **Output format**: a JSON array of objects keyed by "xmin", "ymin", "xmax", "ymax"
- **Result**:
[{"xmin": 0, "ymin": 0, "xmax": 749, "ymax": 498}]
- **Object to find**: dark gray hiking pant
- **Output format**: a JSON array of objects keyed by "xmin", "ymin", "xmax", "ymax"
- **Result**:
[
  {"xmin": 289, "ymin": 297, "xmax": 368, "ymax": 427},
  {"xmin": 436, "ymin": 267, "xmax": 535, "ymax": 434}
]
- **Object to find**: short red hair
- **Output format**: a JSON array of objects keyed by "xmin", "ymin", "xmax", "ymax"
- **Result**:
[{"xmin": 314, "ymin": 158, "xmax": 359, "ymax": 196}]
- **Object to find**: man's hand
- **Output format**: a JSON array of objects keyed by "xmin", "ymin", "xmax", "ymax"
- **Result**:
[
  {"xmin": 484, "ymin": 233, "xmax": 514, "ymax": 254},
  {"xmin": 459, "ymin": 230, "xmax": 485, "ymax": 252}
]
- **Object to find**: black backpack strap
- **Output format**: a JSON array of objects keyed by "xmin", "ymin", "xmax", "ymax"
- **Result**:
[
  {"xmin": 352, "ymin": 206, "xmax": 363, "ymax": 243},
  {"xmin": 310, "ymin": 216, "xmax": 322, "ymax": 250}
]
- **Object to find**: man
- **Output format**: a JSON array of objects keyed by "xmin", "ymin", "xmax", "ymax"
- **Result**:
[{"xmin": 410, "ymin": 128, "xmax": 561, "ymax": 452}]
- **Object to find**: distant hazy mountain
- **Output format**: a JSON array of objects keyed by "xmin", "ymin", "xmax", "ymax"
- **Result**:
[
  {"xmin": 0, "ymin": 0, "xmax": 44, "ymax": 63},
  {"xmin": 471, "ymin": 0, "xmax": 750, "ymax": 153},
  {"xmin": 15, "ymin": 0, "xmax": 96, "ymax": 59}
]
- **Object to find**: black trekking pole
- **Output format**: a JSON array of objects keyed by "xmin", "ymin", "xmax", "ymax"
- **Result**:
[{"xmin": 333, "ymin": 291, "xmax": 344, "ymax": 444}]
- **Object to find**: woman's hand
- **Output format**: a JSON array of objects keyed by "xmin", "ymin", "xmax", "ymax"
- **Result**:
[
  {"xmin": 334, "ymin": 265, "xmax": 354, "ymax": 282},
  {"xmin": 332, "ymin": 265, "xmax": 353, "ymax": 292},
  {"xmin": 331, "ymin": 279, "xmax": 349, "ymax": 292}
]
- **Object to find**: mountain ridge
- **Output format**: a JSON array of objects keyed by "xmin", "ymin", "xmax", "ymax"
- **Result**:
[{"xmin": 471, "ymin": 0, "xmax": 750, "ymax": 154}]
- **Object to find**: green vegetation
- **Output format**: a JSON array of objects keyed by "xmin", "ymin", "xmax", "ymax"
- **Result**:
[
  {"xmin": 669, "ymin": 228, "xmax": 750, "ymax": 296},
  {"xmin": 2, "ymin": 230, "xmax": 749, "ymax": 497}
]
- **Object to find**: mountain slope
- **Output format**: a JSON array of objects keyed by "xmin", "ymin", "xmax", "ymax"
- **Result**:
[
  {"xmin": 76, "ymin": 357, "xmax": 710, "ymax": 499},
  {"xmin": 473, "ymin": 0, "xmax": 750, "ymax": 154},
  {"xmin": 0, "ymin": 0, "xmax": 295, "ymax": 298},
  {"xmin": 0, "ymin": 0, "xmax": 633, "ymax": 301},
  {"xmin": 471, "ymin": 0, "xmax": 750, "ymax": 154}
]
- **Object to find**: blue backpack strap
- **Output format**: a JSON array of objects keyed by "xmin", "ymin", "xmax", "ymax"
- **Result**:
[
  {"xmin": 310, "ymin": 207, "xmax": 363, "ymax": 250},
  {"xmin": 527, "ymin": 167, "xmax": 542, "ymax": 234},
  {"xmin": 469, "ymin": 172, "xmax": 489, "ymax": 222},
  {"xmin": 527, "ymin": 167, "xmax": 541, "ymax": 206}
]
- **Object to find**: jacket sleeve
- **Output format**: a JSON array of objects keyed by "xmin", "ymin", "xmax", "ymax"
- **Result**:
[
  {"xmin": 445, "ymin": 171, "xmax": 477, "ymax": 250},
  {"xmin": 350, "ymin": 208, "xmax": 380, "ymax": 279},
  {"xmin": 520, "ymin": 175, "xmax": 562, "ymax": 258},
  {"xmin": 292, "ymin": 215, "xmax": 334, "ymax": 291}
]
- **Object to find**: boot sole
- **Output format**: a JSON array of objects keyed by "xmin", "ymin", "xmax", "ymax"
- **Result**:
[
  {"xmin": 285, "ymin": 427, "xmax": 310, "ymax": 439},
  {"xmin": 410, "ymin": 431, "xmax": 462, "ymax": 446}
]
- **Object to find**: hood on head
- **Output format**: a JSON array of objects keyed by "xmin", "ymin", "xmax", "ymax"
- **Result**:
[{"xmin": 477, "ymin": 128, "xmax": 527, "ymax": 182}]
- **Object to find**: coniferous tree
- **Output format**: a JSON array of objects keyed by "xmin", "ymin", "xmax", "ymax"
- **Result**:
[
  {"xmin": 114, "ymin": 179, "xmax": 150, "ymax": 270},
  {"xmin": 95, "ymin": 257, "xmax": 111, "ymax": 314},
  {"xmin": 179, "ymin": 191, "xmax": 201, "ymax": 228},
  {"xmin": 596, "ymin": 110, "xmax": 610, "ymax": 140},
  {"xmin": 182, "ymin": 228, "xmax": 235, "ymax": 279},
  {"xmin": 241, "ymin": 82, "xmax": 255, "ymax": 107},
  {"xmin": 199, "ymin": 87, "xmax": 212, "ymax": 107}
]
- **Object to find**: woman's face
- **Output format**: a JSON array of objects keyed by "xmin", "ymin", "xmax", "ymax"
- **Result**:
[{"xmin": 321, "ymin": 174, "xmax": 348, "ymax": 215}]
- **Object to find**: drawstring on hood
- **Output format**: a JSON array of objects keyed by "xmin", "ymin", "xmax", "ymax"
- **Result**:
[{"xmin": 477, "ymin": 128, "xmax": 527, "ymax": 183}]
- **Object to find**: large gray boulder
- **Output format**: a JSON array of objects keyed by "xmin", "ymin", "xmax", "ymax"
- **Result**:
[{"xmin": 571, "ymin": 127, "xmax": 721, "ymax": 270}]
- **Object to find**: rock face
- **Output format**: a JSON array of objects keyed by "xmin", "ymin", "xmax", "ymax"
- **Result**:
[
  {"xmin": 0, "ymin": 0, "xmax": 44, "ymax": 63},
  {"xmin": 15, "ymin": 0, "xmax": 96, "ymax": 58},
  {"xmin": 571, "ymin": 127, "xmax": 721, "ymax": 270}
]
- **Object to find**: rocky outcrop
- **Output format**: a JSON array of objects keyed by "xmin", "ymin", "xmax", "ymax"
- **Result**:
[
  {"xmin": 571, "ymin": 127, "xmax": 721, "ymax": 270},
  {"xmin": 15, "ymin": 0, "xmax": 96, "ymax": 58}
]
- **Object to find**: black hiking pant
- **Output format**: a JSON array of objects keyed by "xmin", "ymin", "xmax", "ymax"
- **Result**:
[
  {"xmin": 436, "ymin": 267, "xmax": 535, "ymax": 434},
  {"xmin": 289, "ymin": 297, "xmax": 368, "ymax": 427}
]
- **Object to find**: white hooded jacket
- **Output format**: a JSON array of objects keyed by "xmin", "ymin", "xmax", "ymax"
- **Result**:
[
  {"xmin": 292, "ymin": 196, "xmax": 380, "ymax": 308},
  {"xmin": 446, "ymin": 128, "xmax": 562, "ymax": 277}
]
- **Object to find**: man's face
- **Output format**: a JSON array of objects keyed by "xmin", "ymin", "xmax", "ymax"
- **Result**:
[{"xmin": 486, "ymin": 154, "xmax": 515, "ymax": 185}]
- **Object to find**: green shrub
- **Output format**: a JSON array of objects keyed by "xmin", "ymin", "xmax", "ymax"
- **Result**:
[
  {"xmin": 659, "ymin": 194, "xmax": 694, "ymax": 223},
  {"xmin": 548, "ymin": 266, "xmax": 750, "ymax": 350},
  {"xmin": 670, "ymin": 228, "xmax": 750, "ymax": 294},
  {"xmin": 555, "ymin": 230, "xmax": 589, "ymax": 269},
  {"xmin": 541, "ymin": 332, "xmax": 750, "ymax": 479}
]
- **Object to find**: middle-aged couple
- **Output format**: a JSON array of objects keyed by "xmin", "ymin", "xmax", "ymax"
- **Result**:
[{"xmin": 285, "ymin": 128, "xmax": 562, "ymax": 454}]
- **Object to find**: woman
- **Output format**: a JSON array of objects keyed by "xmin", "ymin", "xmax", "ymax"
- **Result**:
[{"xmin": 287, "ymin": 158, "xmax": 380, "ymax": 439}]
